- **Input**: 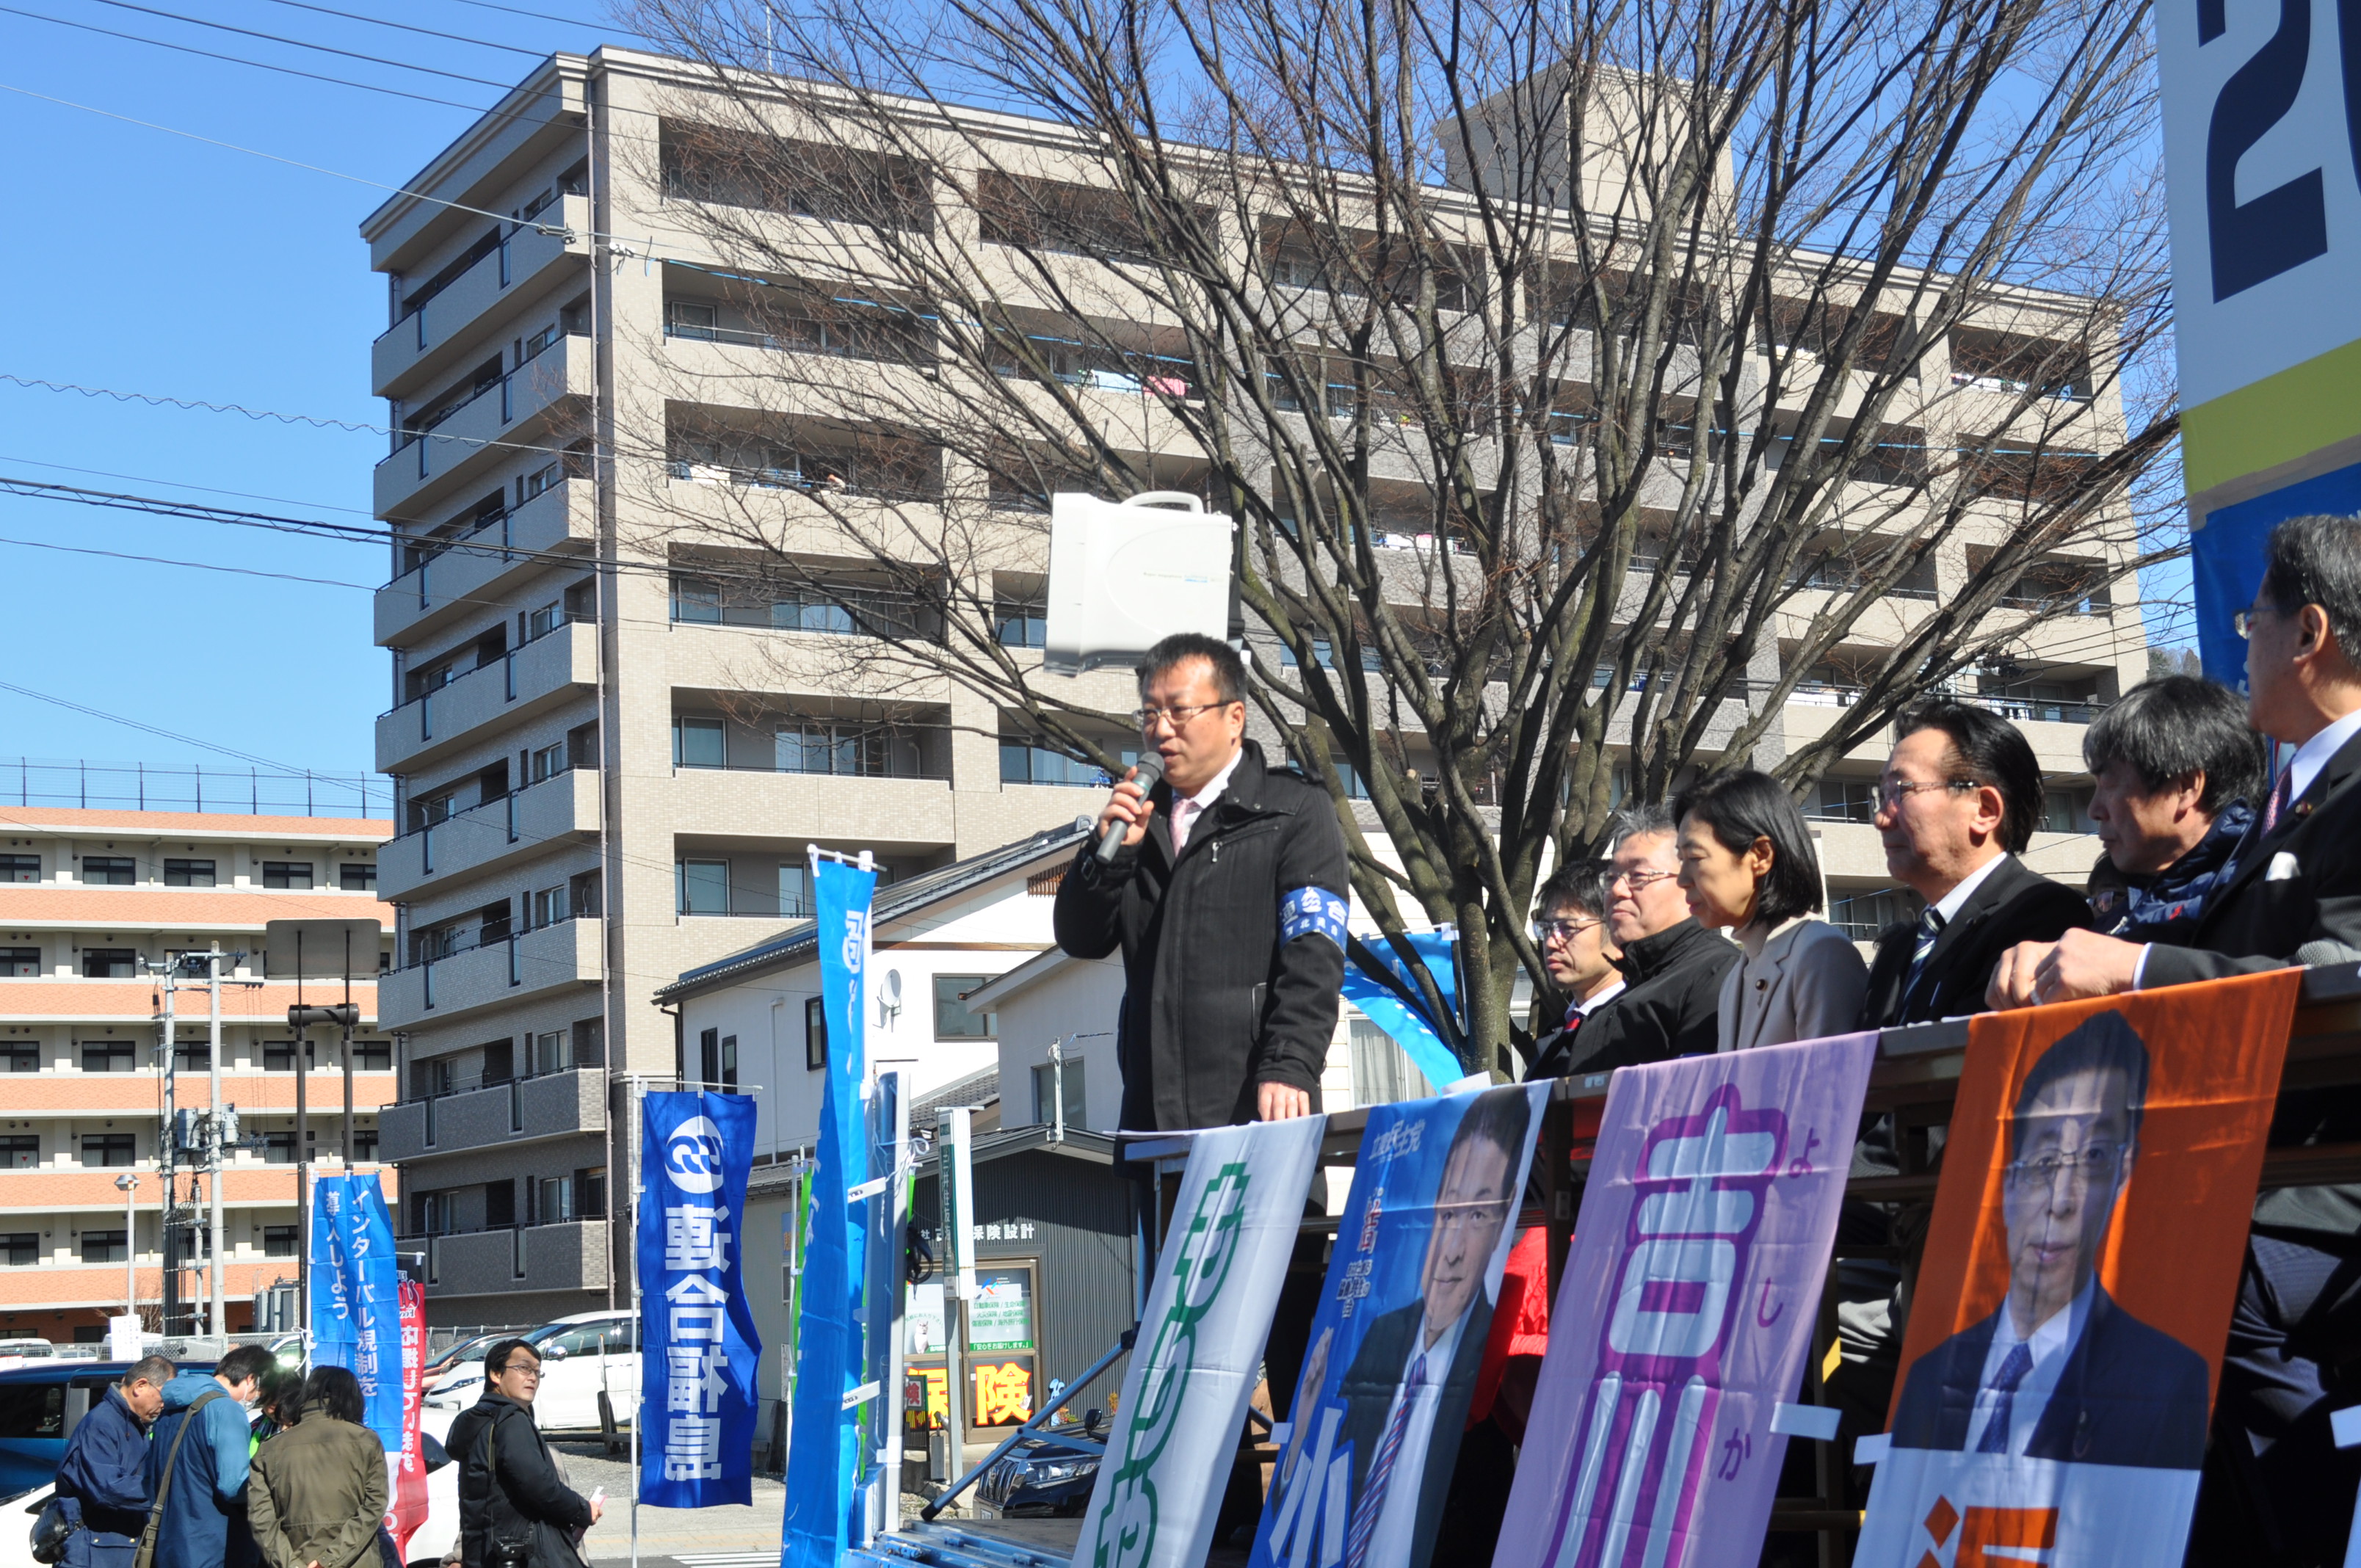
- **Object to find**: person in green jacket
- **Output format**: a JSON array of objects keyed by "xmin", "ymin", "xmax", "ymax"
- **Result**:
[{"xmin": 247, "ymin": 1366, "xmax": 388, "ymax": 1568}]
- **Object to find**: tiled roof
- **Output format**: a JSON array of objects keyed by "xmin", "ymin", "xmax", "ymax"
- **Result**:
[
  {"xmin": 0, "ymin": 890, "xmax": 394, "ymax": 930},
  {"xmin": 0, "ymin": 806, "xmax": 391, "ymax": 838}
]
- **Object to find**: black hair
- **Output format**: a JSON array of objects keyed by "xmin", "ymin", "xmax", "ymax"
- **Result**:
[
  {"xmin": 300, "ymin": 1365, "xmax": 366, "ymax": 1426},
  {"xmin": 257, "ymin": 1362, "xmax": 304, "ymax": 1419},
  {"xmin": 2260, "ymin": 513, "xmax": 2361, "ymax": 663},
  {"xmin": 1534, "ymin": 860, "xmax": 1611, "ymax": 923},
  {"xmin": 483, "ymin": 1337, "xmax": 538, "ymax": 1379},
  {"xmin": 1136, "ymin": 633, "xmax": 1245, "ymax": 705},
  {"xmin": 1610, "ymin": 802, "xmax": 1677, "ymax": 852},
  {"xmin": 2009, "ymin": 1009, "xmax": 2150, "ymax": 1160},
  {"xmin": 123, "ymin": 1355, "xmax": 175, "ymax": 1390},
  {"xmin": 1445, "ymin": 1086, "xmax": 1534, "ymax": 1193},
  {"xmin": 214, "ymin": 1343, "xmax": 275, "ymax": 1387},
  {"xmin": 2083, "ymin": 675, "xmax": 2264, "ymax": 815},
  {"xmin": 1673, "ymin": 769, "xmax": 1826, "ymax": 924},
  {"xmin": 1895, "ymin": 698, "xmax": 2045, "ymax": 854}
]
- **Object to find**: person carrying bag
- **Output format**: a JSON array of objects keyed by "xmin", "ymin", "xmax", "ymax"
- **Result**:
[{"xmin": 443, "ymin": 1340, "xmax": 596, "ymax": 1568}]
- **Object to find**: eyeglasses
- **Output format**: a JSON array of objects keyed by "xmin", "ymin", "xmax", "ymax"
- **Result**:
[
  {"xmin": 1131, "ymin": 702, "xmax": 1233, "ymax": 733},
  {"xmin": 1876, "ymin": 778, "xmax": 1979, "ymax": 808},
  {"xmin": 499, "ymin": 1363, "xmax": 543, "ymax": 1380},
  {"xmin": 1608, "ymin": 867, "xmax": 1679, "ymax": 893},
  {"xmin": 1532, "ymin": 916, "xmax": 1601, "ymax": 943},
  {"xmin": 2233, "ymin": 603, "xmax": 2285, "ymax": 639},
  {"xmin": 2002, "ymin": 1143, "xmax": 2123, "ymax": 1191}
]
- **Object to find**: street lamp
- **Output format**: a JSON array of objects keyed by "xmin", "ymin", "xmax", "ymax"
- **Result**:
[{"xmin": 112, "ymin": 1173, "xmax": 138, "ymax": 1320}]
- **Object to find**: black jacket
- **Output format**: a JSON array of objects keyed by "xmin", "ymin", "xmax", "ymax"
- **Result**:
[
  {"xmin": 1539, "ymin": 918, "xmax": 1736, "ymax": 1076},
  {"xmin": 1053, "ymin": 740, "xmax": 1349, "ymax": 1133},
  {"xmin": 446, "ymin": 1395, "xmax": 592, "ymax": 1568},
  {"xmin": 1858, "ymin": 854, "xmax": 2093, "ymax": 1029}
]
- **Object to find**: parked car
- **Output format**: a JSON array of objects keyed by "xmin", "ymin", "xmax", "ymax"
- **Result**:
[
  {"xmin": 0, "ymin": 1361, "xmax": 214, "ymax": 1498},
  {"xmin": 420, "ymin": 1312, "xmax": 636, "ymax": 1439},
  {"xmin": 418, "ymin": 1332, "xmax": 512, "ymax": 1394},
  {"xmin": 971, "ymin": 1423, "xmax": 1106, "ymax": 1520}
]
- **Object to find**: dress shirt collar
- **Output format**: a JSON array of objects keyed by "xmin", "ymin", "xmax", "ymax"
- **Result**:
[
  {"xmin": 1572, "ymin": 977, "xmax": 1626, "ymax": 1020},
  {"xmin": 1177, "ymin": 745, "xmax": 1245, "ymax": 811},
  {"xmin": 2280, "ymin": 703, "xmax": 2361, "ymax": 810},
  {"xmin": 1970, "ymin": 1274, "xmax": 2095, "ymax": 1454},
  {"xmin": 1932, "ymin": 850, "xmax": 2010, "ymax": 926}
]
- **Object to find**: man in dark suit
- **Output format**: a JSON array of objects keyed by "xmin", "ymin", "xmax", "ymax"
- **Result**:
[
  {"xmin": 1890, "ymin": 1012, "xmax": 2211, "ymax": 1467},
  {"xmin": 1858, "ymin": 699, "xmax": 2095, "ymax": 1031}
]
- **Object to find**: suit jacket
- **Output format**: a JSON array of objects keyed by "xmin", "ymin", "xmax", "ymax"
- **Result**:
[
  {"xmin": 1888, "ymin": 1283, "xmax": 2210, "ymax": 1469},
  {"xmin": 1858, "ymin": 855, "xmax": 2094, "ymax": 1030},
  {"xmin": 1716, "ymin": 918, "xmax": 1870, "ymax": 1053},
  {"xmin": 1333, "ymin": 1294, "xmax": 1493, "ymax": 1568},
  {"xmin": 1539, "ymin": 918, "xmax": 1737, "ymax": 1077}
]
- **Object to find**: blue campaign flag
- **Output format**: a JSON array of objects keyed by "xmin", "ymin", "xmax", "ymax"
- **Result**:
[
  {"xmin": 345, "ymin": 1175, "xmax": 405, "ymax": 1453},
  {"xmin": 309, "ymin": 1177, "xmax": 357, "ymax": 1365},
  {"xmin": 2196, "ymin": 459, "xmax": 2361, "ymax": 688},
  {"xmin": 1341, "ymin": 931, "xmax": 1465, "ymax": 1089},
  {"xmin": 637, "ymin": 1091, "xmax": 762, "ymax": 1508},
  {"xmin": 780, "ymin": 853, "xmax": 876, "ymax": 1567}
]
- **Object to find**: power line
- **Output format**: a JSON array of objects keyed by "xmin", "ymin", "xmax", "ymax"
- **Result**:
[
  {"xmin": 0, "ymin": 679, "xmax": 355, "ymax": 780},
  {"xmin": 0, "ymin": 532, "xmax": 374, "ymax": 589},
  {"xmin": 253, "ymin": 0, "xmax": 549, "ymax": 57},
  {"xmin": 0, "ymin": 453, "xmax": 381, "ymax": 517},
  {"xmin": 0, "ymin": 373, "xmax": 381, "ymax": 435},
  {"xmin": 0, "ymin": 10, "xmax": 497, "ymax": 111},
  {"xmin": 76, "ymin": 0, "xmax": 521, "ymax": 87},
  {"xmin": 438, "ymin": 0, "xmax": 616, "ymax": 26}
]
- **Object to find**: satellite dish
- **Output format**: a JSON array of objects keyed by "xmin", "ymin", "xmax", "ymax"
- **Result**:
[
  {"xmin": 1043, "ymin": 491, "xmax": 1235, "ymax": 675},
  {"xmin": 884, "ymin": 970, "xmax": 904, "ymax": 1006}
]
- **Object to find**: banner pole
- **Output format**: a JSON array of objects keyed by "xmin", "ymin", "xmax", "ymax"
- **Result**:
[{"xmin": 629, "ymin": 1072, "xmax": 642, "ymax": 1568}]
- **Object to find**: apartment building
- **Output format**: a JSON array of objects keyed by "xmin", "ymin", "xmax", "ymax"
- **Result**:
[
  {"xmin": 363, "ymin": 51, "xmax": 2141, "ymax": 1320},
  {"xmin": 0, "ymin": 800, "xmax": 393, "ymax": 1340}
]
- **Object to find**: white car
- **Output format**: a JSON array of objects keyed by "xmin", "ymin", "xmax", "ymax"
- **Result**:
[{"xmin": 420, "ymin": 1312, "xmax": 637, "ymax": 1440}]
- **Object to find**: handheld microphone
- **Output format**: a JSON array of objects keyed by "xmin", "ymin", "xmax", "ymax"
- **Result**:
[{"xmin": 1097, "ymin": 754, "xmax": 1164, "ymax": 863}]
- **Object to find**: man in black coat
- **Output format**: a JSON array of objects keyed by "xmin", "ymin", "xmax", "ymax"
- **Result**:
[
  {"xmin": 446, "ymin": 1339, "xmax": 597, "ymax": 1568},
  {"xmin": 1053, "ymin": 632, "xmax": 1350, "ymax": 1134},
  {"xmin": 1539, "ymin": 805, "xmax": 1736, "ymax": 1075}
]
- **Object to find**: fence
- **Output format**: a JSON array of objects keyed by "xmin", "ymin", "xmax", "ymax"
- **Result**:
[{"xmin": 2, "ymin": 758, "xmax": 386, "ymax": 819}]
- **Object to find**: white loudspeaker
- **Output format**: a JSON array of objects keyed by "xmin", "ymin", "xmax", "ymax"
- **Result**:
[{"xmin": 1042, "ymin": 491, "xmax": 1235, "ymax": 675}]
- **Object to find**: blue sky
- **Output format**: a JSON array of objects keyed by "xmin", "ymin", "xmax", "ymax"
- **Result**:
[{"xmin": 0, "ymin": 0, "xmax": 617, "ymax": 793}]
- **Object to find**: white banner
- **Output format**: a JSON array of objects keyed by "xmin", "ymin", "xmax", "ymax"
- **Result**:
[
  {"xmin": 1854, "ymin": 1448, "xmax": 2199, "ymax": 1565},
  {"xmin": 1073, "ymin": 1116, "xmax": 1327, "ymax": 1568}
]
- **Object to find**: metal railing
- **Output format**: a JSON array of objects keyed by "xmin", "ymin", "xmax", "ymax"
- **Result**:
[{"xmin": 1, "ymin": 758, "xmax": 384, "ymax": 819}]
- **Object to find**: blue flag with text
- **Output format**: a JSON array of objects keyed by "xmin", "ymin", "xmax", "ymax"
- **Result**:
[{"xmin": 310, "ymin": 1174, "xmax": 403, "ymax": 1452}]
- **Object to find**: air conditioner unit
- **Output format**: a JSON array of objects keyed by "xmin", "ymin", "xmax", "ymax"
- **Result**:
[{"xmin": 1042, "ymin": 491, "xmax": 1234, "ymax": 675}]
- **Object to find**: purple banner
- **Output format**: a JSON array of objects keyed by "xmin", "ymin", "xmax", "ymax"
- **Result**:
[{"xmin": 1492, "ymin": 1033, "xmax": 1876, "ymax": 1568}]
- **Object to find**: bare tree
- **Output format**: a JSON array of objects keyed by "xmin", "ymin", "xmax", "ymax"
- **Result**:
[{"xmin": 612, "ymin": 0, "xmax": 2178, "ymax": 1069}]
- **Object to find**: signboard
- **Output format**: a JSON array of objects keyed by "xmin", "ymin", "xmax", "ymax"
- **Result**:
[
  {"xmin": 388, "ymin": 1280, "xmax": 429, "ymax": 1557},
  {"xmin": 969, "ymin": 1271, "xmax": 1033, "ymax": 1350},
  {"xmin": 311, "ymin": 1173, "xmax": 403, "ymax": 1453},
  {"xmin": 1854, "ymin": 976, "xmax": 2299, "ymax": 1565},
  {"xmin": 1492, "ymin": 1034, "xmax": 1876, "ymax": 1568}
]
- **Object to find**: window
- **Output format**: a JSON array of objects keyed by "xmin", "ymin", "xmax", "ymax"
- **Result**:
[
  {"xmin": 264, "ymin": 1041, "xmax": 316, "ymax": 1072},
  {"xmin": 81, "ymin": 950, "xmax": 136, "ymax": 979},
  {"xmin": 486, "ymin": 1179, "xmax": 516, "ymax": 1228},
  {"xmin": 518, "ymin": 461, "xmax": 563, "ymax": 504},
  {"xmin": 995, "ymin": 599, "xmax": 1048, "ymax": 648},
  {"xmin": 355, "ymin": 1039, "xmax": 391, "ymax": 1071},
  {"xmin": 775, "ymin": 723, "xmax": 926, "ymax": 780},
  {"xmin": 697, "ymin": 1028, "xmax": 739, "ymax": 1088},
  {"xmin": 1349, "ymin": 1018, "xmax": 1435, "ymax": 1107},
  {"xmin": 353, "ymin": 1127, "xmax": 379, "ymax": 1162},
  {"xmin": 532, "ymin": 885, "xmax": 569, "ymax": 928},
  {"xmin": 1000, "ymin": 741, "xmax": 1120, "ymax": 789},
  {"xmin": 524, "ymin": 600, "xmax": 565, "ymax": 642},
  {"xmin": 805, "ymin": 996, "xmax": 827, "ymax": 1070},
  {"xmin": 81, "ymin": 857, "xmax": 135, "ymax": 886},
  {"xmin": 264, "ymin": 862, "xmax": 315, "ymax": 889},
  {"xmin": 1, "ymin": 1045, "xmax": 35, "ymax": 1072},
  {"xmin": 0, "ymin": 1234, "xmax": 36, "ymax": 1265},
  {"xmin": 163, "ymin": 859, "xmax": 216, "ymax": 887},
  {"xmin": 263, "ymin": 1131, "xmax": 297, "ymax": 1165},
  {"xmin": 675, "ymin": 716, "xmax": 727, "ymax": 770},
  {"xmin": 537, "ymin": 1175, "xmax": 575, "ymax": 1223},
  {"xmin": 80, "ymin": 1042, "xmax": 134, "ymax": 1073},
  {"xmin": 578, "ymin": 1166, "xmax": 606, "ymax": 1213},
  {"xmin": 341, "ymin": 863, "xmax": 378, "ymax": 891},
  {"xmin": 532, "ymin": 1029, "xmax": 570, "ymax": 1075},
  {"xmin": 80, "ymin": 1133, "xmax": 134, "ymax": 1169},
  {"xmin": 262, "ymin": 1225, "xmax": 298, "ymax": 1258},
  {"xmin": 677, "ymin": 860, "xmax": 730, "ymax": 915},
  {"xmin": 172, "ymin": 1042, "xmax": 210, "ymax": 1072},
  {"xmin": 2042, "ymin": 790, "xmax": 2092, "ymax": 834},
  {"xmin": 412, "ymin": 1191, "xmax": 453, "ymax": 1236},
  {"xmin": 779, "ymin": 864, "xmax": 812, "ymax": 918},
  {"xmin": 0, "ymin": 1383, "xmax": 62, "ymax": 1438},
  {"xmin": 0, "ymin": 854, "xmax": 35, "ymax": 883},
  {"xmin": 1030, "ymin": 1059, "xmax": 1087, "ymax": 1128},
  {"xmin": 528, "ymin": 741, "xmax": 567, "ymax": 783},
  {"xmin": 1806, "ymin": 780, "xmax": 1880, "ymax": 824},
  {"xmin": 0, "ymin": 1136, "xmax": 35, "ymax": 1169},
  {"xmin": 667, "ymin": 299, "xmax": 718, "ymax": 338},
  {"xmin": 0, "ymin": 948, "xmax": 37, "ymax": 978},
  {"xmin": 935, "ymin": 975, "xmax": 993, "ymax": 1039}
]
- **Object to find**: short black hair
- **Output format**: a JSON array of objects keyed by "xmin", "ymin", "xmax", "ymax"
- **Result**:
[
  {"xmin": 214, "ymin": 1343, "xmax": 275, "ymax": 1387},
  {"xmin": 2260, "ymin": 513, "xmax": 2361, "ymax": 662},
  {"xmin": 1136, "ymin": 633, "xmax": 1245, "ymax": 705},
  {"xmin": 2083, "ymin": 675, "xmax": 2264, "ymax": 814},
  {"xmin": 1895, "ymin": 699, "xmax": 2045, "ymax": 854},
  {"xmin": 123, "ymin": 1355, "xmax": 174, "ymax": 1390},
  {"xmin": 256, "ymin": 1362, "xmax": 304, "ymax": 1420},
  {"xmin": 2009, "ymin": 1009, "xmax": 2150, "ymax": 1160},
  {"xmin": 483, "ymin": 1337, "xmax": 538, "ymax": 1378},
  {"xmin": 300, "ymin": 1365, "xmax": 366, "ymax": 1426},
  {"xmin": 1673, "ymin": 769, "xmax": 1825, "ymax": 924},
  {"xmin": 1534, "ymin": 860, "xmax": 1610, "ymax": 923},
  {"xmin": 1445, "ymin": 1085, "xmax": 1534, "ymax": 1188}
]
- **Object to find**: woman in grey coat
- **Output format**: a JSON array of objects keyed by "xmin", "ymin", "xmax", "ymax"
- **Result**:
[{"xmin": 1675, "ymin": 770, "xmax": 1868, "ymax": 1051}]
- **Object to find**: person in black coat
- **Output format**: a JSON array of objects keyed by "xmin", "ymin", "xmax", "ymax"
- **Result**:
[
  {"xmin": 446, "ymin": 1340, "xmax": 597, "ymax": 1568},
  {"xmin": 54, "ymin": 1355, "xmax": 172, "ymax": 1565},
  {"xmin": 1053, "ymin": 633, "xmax": 1350, "ymax": 1135}
]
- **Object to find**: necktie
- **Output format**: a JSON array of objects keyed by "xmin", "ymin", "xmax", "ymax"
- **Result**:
[
  {"xmin": 1974, "ymin": 1340, "xmax": 2036, "ymax": 1454},
  {"xmin": 1345, "ymin": 1351, "xmax": 1426, "ymax": 1568},
  {"xmin": 1170, "ymin": 796, "xmax": 1197, "ymax": 854},
  {"xmin": 1902, "ymin": 906, "xmax": 1946, "ymax": 1000},
  {"xmin": 2263, "ymin": 768, "xmax": 2293, "ymax": 835}
]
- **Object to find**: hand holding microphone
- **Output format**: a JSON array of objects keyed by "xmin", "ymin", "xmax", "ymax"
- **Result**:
[{"xmin": 1095, "ymin": 755, "xmax": 1164, "ymax": 863}]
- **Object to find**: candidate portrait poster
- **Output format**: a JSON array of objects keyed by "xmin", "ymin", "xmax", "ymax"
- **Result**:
[
  {"xmin": 1855, "ymin": 972, "xmax": 2299, "ymax": 1567},
  {"xmin": 1251, "ymin": 1082, "xmax": 1548, "ymax": 1568},
  {"xmin": 1492, "ymin": 1032, "xmax": 1877, "ymax": 1568}
]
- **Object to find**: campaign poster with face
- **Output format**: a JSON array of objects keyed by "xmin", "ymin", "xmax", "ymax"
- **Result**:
[
  {"xmin": 1250, "ymin": 1082, "xmax": 1548, "ymax": 1568},
  {"xmin": 1856, "ymin": 970, "xmax": 2300, "ymax": 1566}
]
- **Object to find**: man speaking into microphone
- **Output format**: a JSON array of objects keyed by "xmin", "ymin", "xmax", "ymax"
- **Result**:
[{"xmin": 1054, "ymin": 631, "xmax": 1350, "ymax": 1136}]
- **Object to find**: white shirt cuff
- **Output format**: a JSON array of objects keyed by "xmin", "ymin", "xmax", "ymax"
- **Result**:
[{"xmin": 2132, "ymin": 943, "xmax": 2153, "ymax": 990}]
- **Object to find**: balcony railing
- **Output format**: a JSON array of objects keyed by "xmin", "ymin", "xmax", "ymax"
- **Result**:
[
  {"xmin": 393, "ymin": 334, "xmax": 586, "ymax": 458},
  {"xmin": 1774, "ymin": 681, "xmax": 2108, "ymax": 725}
]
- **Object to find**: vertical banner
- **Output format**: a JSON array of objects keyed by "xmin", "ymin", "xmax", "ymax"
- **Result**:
[
  {"xmin": 1494, "ymin": 1032, "xmax": 1878, "ymax": 1568},
  {"xmin": 638, "ymin": 1090, "xmax": 763, "ymax": 1507},
  {"xmin": 1074, "ymin": 1114, "xmax": 1326, "ymax": 1568},
  {"xmin": 388, "ymin": 1280, "xmax": 429, "ymax": 1558},
  {"xmin": 1340, "ymin": 932, "xmax": 1465, "ymax": 1090},
  {"xmin": 1856, "ymin": 976, "xmax": 2298, "ymax": 1565},
  {"xmin": 780, "ymin": 853, "xmax": 877, "ymax": 1568},
  {"xmin": 347, "ymin": 1175, "xmax": 404, "ymax": 1453},
  {"xmin": 1250, "ymin": 1083, "xmax": 1546, "ymax": 1568},
  {"xmin": 309, "ymin": 1176, "xmax": 355, "ymax": 1367}
]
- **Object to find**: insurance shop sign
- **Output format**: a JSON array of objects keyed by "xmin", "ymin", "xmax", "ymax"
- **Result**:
[{"xmin": 637, "ymin": 1090, "xmax": 764, "ymax": 1507}]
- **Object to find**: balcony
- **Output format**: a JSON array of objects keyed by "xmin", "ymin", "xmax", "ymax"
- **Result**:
[
  {"xmin": 377, "ymin": 916, "xmax": 601, "ymax": 1031},
  {"xmin": 419, "ymin": 1218, "xmax": 606, "ymax": 1299},
  {"xmin": 666, "ymin": 766, "xmax": 957, "ymax": 846},
  {"xmin": 377, "ymin": 1064, "xmax": 606, "ymax": 1163},
  {"xmin": 378, "ymin": 769, "xmax": 600, "ymax": 903},
  {"xmin": 376, "ymin": 620, "xmax": 597, "ymax": 774},
  {"xmin": 374, "ymin": 335, "xmax": 591, "ymax": 518},
  {"xmin": 372, "ymin": 197, "xmax": 591, "ymax": 400},
  {"xmin": 374, "ymin": 479, "xmax": 594, "ymax": 650}
]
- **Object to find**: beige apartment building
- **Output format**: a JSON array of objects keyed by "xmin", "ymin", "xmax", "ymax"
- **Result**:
[
  {"xmin": 363, "ymin": 51, "xmax": 2141, "ymax": 1319},
  {"xmin": 0, "ymin": 798, "xmax": 393, "ymax": 1341}
]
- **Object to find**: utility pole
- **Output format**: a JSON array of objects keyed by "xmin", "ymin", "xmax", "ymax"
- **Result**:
[
  {"xmin": 206, "ymin": 945, "xmax": 227, "ymax": 1340},
  {"xmin": 114, "ymin": 1173, "xmax": 138, "ymax": 1318},
  {"xmin": 154, "ymin": 968, "xmax": 178, "ymax": 1335}
]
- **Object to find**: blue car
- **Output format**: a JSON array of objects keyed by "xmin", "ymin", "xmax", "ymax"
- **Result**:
[{"xmin": 0, "ymin": 1362, "xmax": 212, "ymax": 1498}]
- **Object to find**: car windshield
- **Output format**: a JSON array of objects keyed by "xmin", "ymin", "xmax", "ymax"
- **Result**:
[{"xmin": 432, "ymin": 1335, "xmax": 506, "ymax": 1373}]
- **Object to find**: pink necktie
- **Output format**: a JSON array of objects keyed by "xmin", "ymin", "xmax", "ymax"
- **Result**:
[
  {"xmin": 2263, "ymin": 769, "xmax": 2292, "ymax": 834},
  {"xmin": 1170, "ymin": 797, "xmax": 1196, "ymax": 854}
]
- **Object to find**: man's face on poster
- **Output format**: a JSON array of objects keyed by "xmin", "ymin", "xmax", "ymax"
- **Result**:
[
  {"xmin": 2002, "ymin": 1065, "xmax": 2136, "ymax": 1336},
  {"xmin": 1421, "ymin": 1135, "xmax": 1515, "ymax": 1347}
]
